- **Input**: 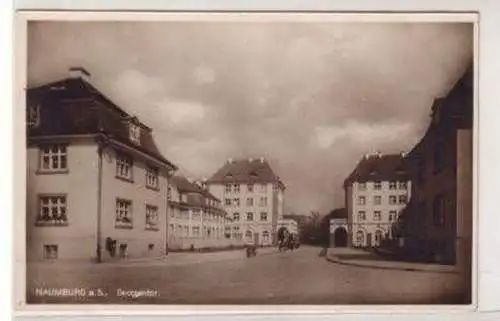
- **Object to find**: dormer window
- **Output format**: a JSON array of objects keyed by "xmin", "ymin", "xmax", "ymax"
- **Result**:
[
  {"xmin": 129, "ymin": 122, "xmax": 141, "ymax": 145},
  {"xmin": 27, "ymin": 104, "xmax": 41, "ymax": 128}
]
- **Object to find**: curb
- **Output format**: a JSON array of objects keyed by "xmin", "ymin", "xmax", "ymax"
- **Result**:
[
  {"xmin": 98, "ymin": 247, "xmax": 282, "ymax": 267},
  {"xmin": 325, "ymin": 255, "xmax": 459, "ymax": 275}
]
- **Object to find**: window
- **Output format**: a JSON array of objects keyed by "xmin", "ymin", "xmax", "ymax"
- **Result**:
[
  {"xmin": 37, "ymin": 195, "xmax": 68, "ymax": 226},
  {"xmin": 39, "ymin": 145, "xmax": 67, "ymax": 171},
  {"xmin": 358, "ymin": 182, "xmax": 367, "ymax": 190},
  {"xmin": 225, "ymin": 184, "xmax": 232, "ymax": 193},
  {"xmin": 389, "ymin": 195, "xmax": 397, "ymax": 205},
  {"xmin": 234, "ymin": 184, "xmax": 240, "ymax": 193},
  {"xmin": 27, "ymin": 104, "xmax": 41, "ymax": 128},
  {"xmin": 193, "ymin": 226, "xmax": 200, "ymax": 237},
  {"xmin": 167, "ymin": 186, "xmax": 172, "ymax": 200},
  {"xmin": 246, "ymin": 198, "xmax": 254, "ymax": 206},
  {"xmin": 192, "ymin": 209, "xmax": 201, "ymax": 219},
  {"xmin": 184, "ymin": 225, "xmax": 189, "ymax": 237},
  {"xmin": 146, "ymin": 166, "xmax": 159, "ymax": 189},
  {"xmin": 246, "ymin": 212, "xmax": 254, "ymax": 221},
  {"xmin": 375, "ymin": 230, "xmax": 383, "ymax": 246},
  {"xmin": 43, "ymin": 244, "xmax": 58, "ymax": 259},
  {"xmin": 259, "ymin": 197, "xmax": 268, "ymax": 206},
  {"xmin": 373, "ymin": 211, "xmax": 381, "ymax": 221},
  {"xmin": 263, "ymin": 231, "xmax": 270, "ymax": 241},
  {"xmin": 433, "ymin": 194, "xmax": 445, "ymax": 226},
  {"xmin": 148, "ymin": 244, "xmax": 155, "ymax": 251},
  {"xmin": 247, "ymin": 184, "xmax": 254, "ymax": 192},
  {"xmin": 389, "ymin": 181, "xmax": 397, "ymax": 190},
  {"xmin": 399, "ymin": 195, "xmax": 408, "ymax": 204},
  {"xmin": 356, "ymin": 231, "xmax": 365, "ymax": 246},
  {"xmin": 374, "ymin": 196, "xmax": 382, "ymax": 205},
  {"xmin": 233, "ymin": 213, "xmax": 240, "ymax": 221},
  {"xmin": 389, "ymin": 210, "xmax": 397, "ymax": 221},
  {"xmin": 358, "ymin": 196, "xmax": 366, "ymax": 205},
  {"xmin": 233, "ymin": 198, "xmax": 240, "ymax": 206},
  {"xmin": 169, "ymin": 224, "xmax": 174, "ymax": 233},
  {"xmin": 116, "ymin": 152, "xmax": 133, "ymax": 181},
  {"xmin": 260, "ymin": 212, "xmax": 268, "ymax": 221},
  {"xmin": 398, "ymin": 181, "xmax": 407, "ymax": 189},
  {"xmin": 357, "ymin": 211, "xmax": 366, "ymax": 221},
  {"xmin": 225, "ymin": 198, "xmax": 231, "ymax": 206},
  {"xmin": 373, "ymin": 181, "xmax": 382, "ymax": 190},
  {"xmin": 129, "ymin": 123, "xmax": 141, "ymax": 145},
  {"xmin": 145, "ymin": 205, "xmax": 159, "ymax": 230},
  {"xmin": 259, "ymin": 184, "xmax": 267, "ymax": 192},
  {"xmin": 115, "ymin": 199, "xmax": 133, "ymax": 228},
  {"xmin": 245, "ymin": 230, "xmax": 253, "ymax": 239}
]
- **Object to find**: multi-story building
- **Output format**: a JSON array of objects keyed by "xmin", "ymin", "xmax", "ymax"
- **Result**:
[
  {"xmin": 395, "ymin": 65, "xmax": 473, "ymax": 268},
  {"xmin": 167, "ymin": 176, "xmax": 235, "ymax": 250},
  {"xmin": 206, "ymin": 157, "xmax": 286, "ymax": 246},
  {"xmin": 343, "ymin": 153, "xmax": 411, "ymax": 248},
  {"xmin": 26, "ymin": 67, "xmax": 177, "ymax": 262}
]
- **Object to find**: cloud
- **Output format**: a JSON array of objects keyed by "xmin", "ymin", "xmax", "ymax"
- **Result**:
[
  {"xmin": 155, "ymin": 98, "xmax": 207, "ymax": 125},
  {"xmin": 313, "ymin": 122, "xmax": 415, "ymax": 150},
  {"xmin": 193, "ymin": 65, "xmax": 216, "ymax": 85}
]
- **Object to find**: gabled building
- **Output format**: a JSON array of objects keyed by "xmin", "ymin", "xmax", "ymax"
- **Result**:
[
  {"xmin": 167, "ymin": 176, "xmax": 233, "ymax": 250},
  {"xmin": 26, "ymin": 67, "xmax": 177, "ymax": 262},
  {"xmin": 206, "ymin": 157, "xmax": 286, "ymax": 246},
  {"xmin": 343, "ymin": 153, "xmax": 411, "ymax": 248},
  {"xmin": 395, "ymin": 65, "xmax": 473, "ymax": 267}
]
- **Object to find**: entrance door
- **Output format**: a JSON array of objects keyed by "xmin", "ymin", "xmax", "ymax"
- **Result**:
[
  {"xmin": 367, "ymin": 233, "xmax": 372, "ymax": 247},
  {"xmin": 254, "ymin": 232, "xmax": 260, "ymax": 246}
]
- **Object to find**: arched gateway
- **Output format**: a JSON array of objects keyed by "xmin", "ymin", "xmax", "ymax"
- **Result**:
[{"xmin": 333, "ymin": 227, "xmax": 348, "ymax": 247}]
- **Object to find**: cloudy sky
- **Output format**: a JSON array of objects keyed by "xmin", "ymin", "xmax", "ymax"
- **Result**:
[{"xmin": 27, "ymin": 20, "xmax": 473, "ymax": 215}]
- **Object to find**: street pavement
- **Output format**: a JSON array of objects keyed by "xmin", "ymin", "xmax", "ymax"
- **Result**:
[{"xmin": 26, "ymin": 246, "xmax": 469, "ymax": 305}]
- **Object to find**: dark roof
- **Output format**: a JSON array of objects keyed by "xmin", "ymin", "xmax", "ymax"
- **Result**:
[
  {"xmin": 406, "ymin": 64, "xmax": 473, "ymax": 160},
  {"xmin": 343, "ymin": 153, "xmax": 409, "ymax": 187},
  {"xmin": 171, "ymin": 176, "xmax": 219, "ymax": 201},
  {"xmin": 27, "ymin": 76, "xmax": 176, "ymax": 169},
  {"xmin": 207, "ymin": 158, "xmax": 284, "ymax": 187},
  {"xmin": 327, "ymin": 208, "xmax": 347, "ymax": 219}
]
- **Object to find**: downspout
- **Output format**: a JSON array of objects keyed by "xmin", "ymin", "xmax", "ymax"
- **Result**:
[{"xmin": 96, "ymin": 137, "xmax": 106, "ymax": 263}]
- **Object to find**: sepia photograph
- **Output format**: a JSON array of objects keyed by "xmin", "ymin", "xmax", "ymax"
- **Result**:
[{"xmin": 19, "ymin": 12, "xmax": 475, "ymax": 307}]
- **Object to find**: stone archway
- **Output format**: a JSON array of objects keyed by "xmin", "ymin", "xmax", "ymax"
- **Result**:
[{"xmin": 333, "ymin": 227, "xmax": 348, "ymax": 247}]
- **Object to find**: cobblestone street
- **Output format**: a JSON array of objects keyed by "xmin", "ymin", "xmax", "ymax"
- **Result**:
[{"xmin": 26, "ymin": 246, "xmax": 469, "ymax": 305}]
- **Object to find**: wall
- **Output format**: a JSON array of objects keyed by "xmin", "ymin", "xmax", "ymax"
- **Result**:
[
  {"xmin": 350, "ymin": 180, "xmax": 410, "ymax": 247},
  {"xmin": 99, "ymin": 146, "xmax": 168, "ymax": 260},
  {"xmin": 209, "ymin": 182, "xmax": 275, "ymax": 245},
  {"xmin": 26, "ymin": 139, "xmax": 99, "ymax": 261},
  {"xmin": 456, "ymin": 129, "xmax": 473, "ymax": 280}
]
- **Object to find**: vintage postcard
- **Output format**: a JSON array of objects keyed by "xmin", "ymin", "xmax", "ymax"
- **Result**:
[{"xmin": 14, "ymin": 11, "xmax": 477, "ymax": 312}]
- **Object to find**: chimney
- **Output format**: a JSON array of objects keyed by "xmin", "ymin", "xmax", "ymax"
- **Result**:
[
  {"xmin": 69, "ymin": 67, "xmax": 91, "ymax": 82},
  {"xmin": 259, "ymin": 157, "xmax": 265, "ymax": 163}
]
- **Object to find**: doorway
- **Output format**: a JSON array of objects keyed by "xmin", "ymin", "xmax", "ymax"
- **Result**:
[{"xmin": 333, "ymin": 227, "xmax": 348, "ymax": 247}]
